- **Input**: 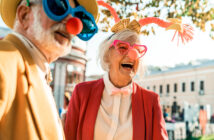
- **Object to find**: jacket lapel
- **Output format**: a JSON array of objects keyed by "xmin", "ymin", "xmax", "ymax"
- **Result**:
[
  {"xmin": 132, "ymin": 83, "xmax": 146, "ymax": 140},
  {"xmin": 81, "ymin": 80, "xmax": 147, "ymax": 140},
  {"xmin": 82, "ymin": 79, "xmax": 104, "ymax": 140},
  {"xmin": 4, "ymin": 34, "xmax": 64, "ymax": 139}
]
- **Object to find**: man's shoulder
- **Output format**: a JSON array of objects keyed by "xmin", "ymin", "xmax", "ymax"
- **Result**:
[
  {"xmin": 0, "ymin": 39, "xmax": 22, "ymax": 58},
  {"xmin": 0, "ymin": 39, "xmax": 24, "ymax": 68}
]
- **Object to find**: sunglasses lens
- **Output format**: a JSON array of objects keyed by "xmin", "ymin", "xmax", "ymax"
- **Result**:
[
  {"xmin": 47, "ymin": 0, "xmax": 68, "ymax": 16},
  {"xmin": 115, "ymin": 42, "xmax": 129, "ymax": 54},
  {"xmin": 73, "ymin": 12, "xmax": 97, "ymax": 34}
]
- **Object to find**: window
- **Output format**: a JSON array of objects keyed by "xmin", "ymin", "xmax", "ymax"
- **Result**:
[
  {"xmin": 159, "ymin": 85, "xmax": 163, "ymax": 94},
  {"xmin": 200, "ymin": 81, "xmax": 204, "ymax": 90},
  {"xmin": 153, "ymin": 85, "xmax": 156, "ymax": 92},
  {"xmin": 174, "ymin": 83, "xmax": 177, "ymax": 93},
  {"xmin": 199, "ymin": 81, "xmax": 205, "ymax": 95},
  {"xmin": 67, "ymin": 71, "xmax": 81, "ymax": 84},
  {"xmin": 191, "ymin": 81, "xmax": 195, "ymax": 92},
  {"xmin": 166, "ymin": 84, "xmax": 170, "ymax": 94},
  {"xmin": 182, "ymin": 82, "xmax": 186, "ymax": 92},
  {"xmin": 147, "ymin": 86, "xmax": 150, "ymax": 90}
]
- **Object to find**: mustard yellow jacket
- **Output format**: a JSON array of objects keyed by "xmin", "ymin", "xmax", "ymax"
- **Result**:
[{"xmin": 0, "ymin": 34, "xmax": 64, "ymax": 140}]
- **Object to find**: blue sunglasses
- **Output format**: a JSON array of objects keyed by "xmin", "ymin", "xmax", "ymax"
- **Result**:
[{"xmin": 27, "ymin": 0, "xmax": 98, "ymax": 41}]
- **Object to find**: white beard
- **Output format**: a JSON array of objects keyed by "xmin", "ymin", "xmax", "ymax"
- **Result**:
[{"xmin": 27, "ymin": 7, "xmax": 72, "ymax": 59}]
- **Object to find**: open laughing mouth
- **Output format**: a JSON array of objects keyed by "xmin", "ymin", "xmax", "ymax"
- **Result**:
[{"xmin": 121, "ymin": 63, "xmax": 134, "ymax": 69}]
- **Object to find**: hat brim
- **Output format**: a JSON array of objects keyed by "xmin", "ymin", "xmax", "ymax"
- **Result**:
[
  {"xmin": 0, "ymin": 0, "xmax": 98, "ymax": 29},
  {"xmin": 0, "ymin": 0, "xmax": 22, "ymax": 28},
  {"xmin": 77, "ymin": 0, "xmax": 98, "ymax": 22}
]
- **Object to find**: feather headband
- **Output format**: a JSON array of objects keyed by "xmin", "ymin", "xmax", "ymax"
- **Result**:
[{"xmin": 97, "ymin": 0, "xmax": 194, "ymax": 45}]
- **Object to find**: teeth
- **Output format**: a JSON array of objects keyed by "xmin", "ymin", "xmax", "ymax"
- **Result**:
[{"xmin": 122, "ymin": 63, "xmax": 133, "ymax": 65}]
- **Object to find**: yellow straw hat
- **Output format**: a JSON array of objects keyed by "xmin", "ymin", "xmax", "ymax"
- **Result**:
[{"xmin": 0, "ymin": 0, "xmax": 98, "ymax": 29}]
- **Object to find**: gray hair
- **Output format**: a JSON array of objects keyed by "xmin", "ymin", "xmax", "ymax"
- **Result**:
[
  {"xmin": 98, "ymin": 29, "xmax": 141, "ymax": 71},
  {"xmin": 13, "ymin": 0, "xmax": 41, "ymax": 29}
]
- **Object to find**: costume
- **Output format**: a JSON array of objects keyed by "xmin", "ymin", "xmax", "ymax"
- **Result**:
[
  {"xmin": 94, "ymin": 73, "xmax": 134, "ymax": 140},
  {"xmin": 0, "ymin": 34, "xmax": 64, "ymax": 139},
  {"xmin": 0, "ymin": 0, "xmax": 99, "ymax": 139},
  {"xmin": 65, "ymin": 2, "xmax": 195, "ymax": 139},
  {"xmin": 64, "ymin": 1, "xmax": 195, "ymax": 139},
  {"xmin": 0, "ymin": 0, "xmax": 98, "ymax": 29},
  {"xmin": 98, "ymin": 1, "xmax": 193, "ymax": 45},
  {"xmin": 64, "ymin": 78, "xmax": 168, "ymax": 140},
  {"xmin": 0, "ymin": 0, "xmax": 99, "ymax": 41}
]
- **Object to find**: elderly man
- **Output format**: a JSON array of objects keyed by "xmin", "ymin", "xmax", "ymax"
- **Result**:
[{"xmin": 0, "ymin": 0, "xmax": 98, "ymax": 139}]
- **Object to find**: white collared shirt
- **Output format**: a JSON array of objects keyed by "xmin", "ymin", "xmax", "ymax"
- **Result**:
[
  {"xmin": 94, "ymin": 73, "xmax": 134, "ymax": 140},
  {"xmin": 12, "ymin": 32, "xmax": 63, "ymax": 140}
]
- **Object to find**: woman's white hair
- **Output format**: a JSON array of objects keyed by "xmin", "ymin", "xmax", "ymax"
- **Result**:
[{"xmin": 98, "ymin": 29, "xmax": 144, "ymax": 73}]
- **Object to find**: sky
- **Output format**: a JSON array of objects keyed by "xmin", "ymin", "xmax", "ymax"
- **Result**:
[
  {"xmin": 85, "ymin": 23, "xmax": 214, "ymax": 76},
  {"xmin": 1, "ymin": 15, "xmax": 214, "ymax": 77},
  {"xmin": 85, "ymin": 0, "xmax": 214, "ymax": 76}
]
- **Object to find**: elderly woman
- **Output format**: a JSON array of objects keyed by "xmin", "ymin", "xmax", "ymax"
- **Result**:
[{"xmin": 64, "ymin": 20, "xmax": 168, "ymax": 140}]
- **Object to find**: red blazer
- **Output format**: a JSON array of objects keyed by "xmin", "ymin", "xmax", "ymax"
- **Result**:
[{"xmin": 64, "ymin": 79, "xmax": 168, "ymax": 140}]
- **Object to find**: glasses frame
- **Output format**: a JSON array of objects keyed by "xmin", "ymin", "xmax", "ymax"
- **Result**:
[
  {"xmin": 41, "ymin": 0, "xmax": 98, "ymax": 41},
  {"xmin": 110, "ymin": 40, "xmax": 147, "ymax": 58}
]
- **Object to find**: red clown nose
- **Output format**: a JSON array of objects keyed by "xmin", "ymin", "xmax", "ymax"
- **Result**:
[{"xmin": 66, "ymin": 17, "xmax": 83, "ymax": 35}]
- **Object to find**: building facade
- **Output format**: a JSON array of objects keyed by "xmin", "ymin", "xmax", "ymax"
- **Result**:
[
  {"xmin": 137, "ymin": 60, "xmax": 214, "ymax": 120},
  {"xmin": 50, "ymin": 37, "xmax": 87, "ymax": 110},
  {"xmin": 0, "ymin": 27, "xmax": 11, "ymax": 38},
  {"xmin": 0, "ymin": 27, "xmax": 87, "ymax": 110}
]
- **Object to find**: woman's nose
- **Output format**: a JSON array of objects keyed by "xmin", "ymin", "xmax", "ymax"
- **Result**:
[{"xmin": 127, "ymin": 49, "xmax": 139, "ymax": 60}]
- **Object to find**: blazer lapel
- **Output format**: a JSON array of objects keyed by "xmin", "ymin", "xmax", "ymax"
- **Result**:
[
  {"xmin": 5, "ymin": 34, "xmax": 63, "ymax": 139},
  {"xmin": 82, "ymin": 79, "xmax": 104, "ymax": 140},
  {"xmin": 132, "ymin": 83, "xmax": 146, "ymax": 140},
  {"xmin": 82, "ymin": 80, "xmax": 147, "ymax": 140}
]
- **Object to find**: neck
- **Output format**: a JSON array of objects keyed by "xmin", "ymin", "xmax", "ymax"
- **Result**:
[
  {"xmin": 109, "ymin": 72, "xmax": 132, "ymax": 88},
  {"xmin": 28, "ymin": 36, "xmax": 59, "ymax": 63},
  {"xmin": 14, "ymin": 29, "xmax": 57, "ymax": 63},
  {"xmin": 16, "ymin": 26, "xmax": 63, "ymax": 63},
  {"xmin": 38, "ymin": 48, "xmax": 59, "ymax": 63}
]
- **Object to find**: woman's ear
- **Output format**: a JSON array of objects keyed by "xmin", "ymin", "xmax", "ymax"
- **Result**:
[
  {"xmin": 104, "ymin": 50, "xmax": 110, "ymax": 63},
  {"xmin": 16, "ymin": 5, "xmax": 32, "ymax": 30}
]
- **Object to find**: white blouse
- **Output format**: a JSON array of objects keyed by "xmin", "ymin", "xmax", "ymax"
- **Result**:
[{"xmin": 94, "ymin": 73, "xmax": 134, "ymax": 140}]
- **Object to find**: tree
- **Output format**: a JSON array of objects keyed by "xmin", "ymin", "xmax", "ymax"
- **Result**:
[{"xmin": 98, "ymin": 0, "xmax": 214, "ymax": 39}]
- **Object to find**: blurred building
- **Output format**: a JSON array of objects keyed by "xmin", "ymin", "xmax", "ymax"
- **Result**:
[
  {"xmin": 0, "ymin": 27, "xmax": 87, "ymax": 110},
  {"xmin": 137, "ymin": 60, "xmax": 214, "ymax": 120},
  {"xmin": 0, "ymin": 27, "xmax": 11, "ymax": 38},
  {"xmin": 85, "ymin": 74, "xmax": 103, "ymax": 81},
  {"xmin": 50, "ymin": 37, "xmax": 87, "ymax": 110}
]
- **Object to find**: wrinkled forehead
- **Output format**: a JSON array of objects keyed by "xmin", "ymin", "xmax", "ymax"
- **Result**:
[{"xmin": 121, "ymin": 36, "xmax": 140, "ymax": 45}]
